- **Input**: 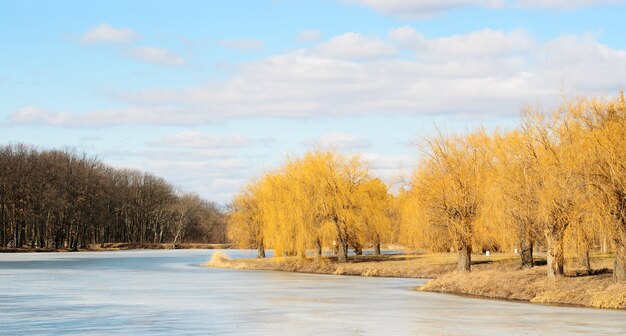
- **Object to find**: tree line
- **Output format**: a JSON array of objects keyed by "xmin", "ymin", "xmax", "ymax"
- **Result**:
[
  {"xmin": 228, "ymin": 93, "xmax": 626, "ymax": 283},
  {"xmin": 0, "ymin": 144, "xmax": 227, "ymax": 250}
]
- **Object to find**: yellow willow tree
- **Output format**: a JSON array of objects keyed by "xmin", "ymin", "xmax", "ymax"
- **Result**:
[
  {"xmin": 489, "ymin": 130, "xmax": 542, "ymax": 268},
  {"xmin": 227, "ymin": 180, "xmax": 266, "ymax": 258},
  {"xmin": 258, "ymin": 160, "xmax": 324, "ymax": 259},
  {"xmin": 521, "ymin": 104, "xmax": 588, "ymax": 278},
  {"xmin": 397, "ymin": 187, "xmax": 451, "ymax": 252},
  {"xmin": 290, "ymin": 154, "xmax": 340, "ymax": 260},
  {"xmin": 229, "ymin": 150, "xmax": 391, "ymax": 263},
  {"xmin": 302, "ymin": 150, "xmax": 372, "ymax": 262},
  {"xmin": 563, "ymin": 198, "xmax": 603, "ymax": 274},
  {"xmin": 569, "ymin": 93, "xmax": 626, "ymax": 282},
  {"xmin": 256, "ymin": 171, "xmax": 296, "ymax": 257},
  {"xmin": 410, "ymin": 130, "xmax": 494, "ymax": 272},
  {"xmin": 352, "ymin": 178, "xmax": 392, "ymax": 255}
]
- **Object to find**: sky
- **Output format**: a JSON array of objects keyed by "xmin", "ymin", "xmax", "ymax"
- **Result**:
[{"xmin": 1, "ymin": 0, "xmax": 626, "ymax": 203}]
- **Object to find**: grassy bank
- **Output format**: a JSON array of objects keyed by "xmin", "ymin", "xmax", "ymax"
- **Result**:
[
  {"xmin": 0, "ymin": 243, "xmax": 232, "ymax": 253},
  {"xmin": 206, "ymin": 252, "xmax": 626, "ymax": 309}
]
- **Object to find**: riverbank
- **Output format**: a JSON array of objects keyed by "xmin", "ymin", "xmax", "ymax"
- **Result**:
[
  {"xmin": 206, "ymin": 252, "xmax": 626, "ymax": 309},
  {"xmin": 0, "ymin": 242, "xmax": 232, "ymax": 253}
]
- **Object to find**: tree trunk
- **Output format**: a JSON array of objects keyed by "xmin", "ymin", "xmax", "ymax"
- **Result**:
[
  {"xmin": 354, "ymin": 245, "xmax": 362, "ymax": 256},
  {"xmin": 314, "ymin": 239, "xmax": 322, "ymax": 261},
  {"xmin": 546, "ymin": 230, "xmax": 565, "ymax": 278},
  {"xmin": 457, "ymin": 240, "xmax": 471, "ymax": 272},
  {"xmin": 614, "ymin": 229, "xmax": 626, "ymax": 282},
  {"xmin": 373, "ymin": 243, "xmax": 381, "ymax": 256},
  {"xmin": 336, "ymin": 235, "xmax": 348, "ymax": 263},
  {"xmin": 257, "ymin": 240, "xmax": 265, "ymax": 258},
  {"xmin": 520, "ymin": 239, "xmax": 534, "ymax": 269}
]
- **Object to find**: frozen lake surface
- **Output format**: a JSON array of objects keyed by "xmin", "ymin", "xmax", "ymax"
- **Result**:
[{"xmin": 1, "ymin": 249, "xmax": 625, "ymax": 335}]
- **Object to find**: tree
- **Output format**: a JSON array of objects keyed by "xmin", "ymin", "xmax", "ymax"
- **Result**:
[
  {"xmin": 490, "ymin": 131, "xmax": 542, "ymax": 268},
  {"xmin": 567, "ymin": 93, "xmax": 626, "ymax": 282},
  {"xmin": 226, "ymin": 150, "xmax": 391, "ymax": 263},
  {"xmin": 520, "ymin": 108, "xmax": 585, "ymax": 278},
  {"xmin": 227, "ymin": 181, "xmax": 266, "ymax": 258},
  {"xmin": 0, "ymin": 144, "xmax": 223, "ymax": 249},
  {"xmin": 353, "ymin": 178, "xmax": 392, "ymax": 255},
  {"xmin": 407, "ymin": 131, "xmax": 493, "ymax": 272}
]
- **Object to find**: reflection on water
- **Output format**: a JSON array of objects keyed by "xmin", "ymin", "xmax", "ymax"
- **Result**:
[{"xmin": 1, "ymin": 250, "xmax": 624, "ymax": 335}]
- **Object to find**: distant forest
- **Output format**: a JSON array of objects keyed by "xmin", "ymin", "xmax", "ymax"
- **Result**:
[{"xmin": 0, "ymin": 144, "xmax": 227, "ymax": 250}]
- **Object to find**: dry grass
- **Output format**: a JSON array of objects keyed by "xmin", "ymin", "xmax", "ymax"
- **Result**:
[
  {"xmin": 419, "ymin": 254, "xmax": 625, "ymax": 309},
  {"xmin": 421, "ymin": 266, "xmax": 626, "ymax": 309},
  {"xmin": 207, "ymin": 252, "xmax": 626, "ymax": 309},
  {"xmin": 205, "ymin": 252, "xmax": 519, "ymax": 278}
]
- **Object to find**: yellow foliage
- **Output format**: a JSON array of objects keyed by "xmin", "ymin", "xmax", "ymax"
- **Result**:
[
  {"xmin": 229, "ymin": 92, "xmax": 626, "ymax": 280},
  {"xmin": 227, "ymin": 150, "xmax": 393, "ymax": 262}
]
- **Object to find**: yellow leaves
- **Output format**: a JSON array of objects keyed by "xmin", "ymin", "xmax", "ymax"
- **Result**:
[
  {"xmin": 397, "ymin": 93, "xmax": 626, "ymax": 262},
  {"xmin": 227, "ymin": 149, "xmax": 392, "ymax": 258},
  {"xmin": 404, "ymin": 129, "xmax": 494, "ymax": 252},
  {"xmin": 230, "ymin": 93, "xmax": 626, "ymax": 277}
]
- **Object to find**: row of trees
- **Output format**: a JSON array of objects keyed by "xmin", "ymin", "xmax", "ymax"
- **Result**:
[
  {"xmin": 0, "ymin": 144, "xmax": 227, "ymax": 250},
  {"xmin": 398, "ymin": 93, "xmax": 626, "ymax": 281},
  {"xmin": 227, "ymin": 151, "xmax": 392, "ymax": 262},
  {"xmin": 228, "ymin": 93, "xmax": 626, "ymax": 283}
]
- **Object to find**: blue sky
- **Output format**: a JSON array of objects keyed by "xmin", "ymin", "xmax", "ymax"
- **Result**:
[{"xmin": 2, "ymin": 0, "xmax": 626, "ymax": 203}]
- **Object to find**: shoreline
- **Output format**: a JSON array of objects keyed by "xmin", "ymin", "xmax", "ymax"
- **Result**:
[
  {"xmin": 206, "ymin": 252, "xmax": 626, "ymax": 310},
  {"xmin": 0, "ymin": 243, "xmax": 232, "ymax": 253}
]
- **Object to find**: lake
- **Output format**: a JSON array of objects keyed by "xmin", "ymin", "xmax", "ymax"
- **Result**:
[{"xmin": 1, "ymin": 250, "xmax": 624, "ymax": 335}]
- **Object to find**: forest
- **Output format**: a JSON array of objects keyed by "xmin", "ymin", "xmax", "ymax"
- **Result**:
[
  {"xmin": 0, "ymin": 145, "xmax": 227, "ymax": 250},
  {"xmin": 227, "ymin": 93, "xmax": 626, "ymax": 283}
]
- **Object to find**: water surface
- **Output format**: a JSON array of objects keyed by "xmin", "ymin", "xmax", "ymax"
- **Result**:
[{"xmin": 1, "ymin": 250, "xmax": 624, "ymax": 335}]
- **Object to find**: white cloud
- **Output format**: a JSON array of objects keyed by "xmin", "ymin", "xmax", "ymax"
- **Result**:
[
  {"xmin": 102, "ymin": 148, "xmax": 237, "ymax": 161},
  {"xmin": 157, "ymin": 131, "xmax": 251, "ymax": 149},
  {"xmin": 9, "ymin": 30, "xmax": 626, "ymax": 127},
  {"xmin": 219, "ymin": 39, "xmax": 265, "ymax": 52},
  {"xmin": 313, "ymin": 32, "xmax": 397, "ymax": 60},
  {"xmin": 303, "ymin": 132, "xmax": 372, "ymax": 149},
  {"xmin": 9, "ymin": 105, "xmax": 187, "ymax": 126},
  {"xmin": 360, "ymin": 152, "xmax": 417, "ymax": 192},
  {"xmin": 123, "ymin": 47, "xmax": 186, "ymax": 67},
  {"xmin": 427, "ymin": 28, "xmax": 534, "ymax": 57},
  {"xmin": 346, "ymin": 0, "xmax": 624, "ymax": 18},
  {"xmin": 388, "ymin": 26, "xmax": 428, "ymax": 49},
  {"xmin": 79, "ymin": 23, "xmax": 137, "ymax": 44},
  {"xmin": 513, "ymin": 0, "xmax": 625, "ymax": 10},
  {"xmin": 345, "ymin": 0, "xmax": 503, "ymax": 18},
  {"xmin": 298, "ymin": 30, "xmax": 323, "ymax": 42},
  {"xmin": 390, "ymin": 27, "xmax": 535, "ymax": 57}
]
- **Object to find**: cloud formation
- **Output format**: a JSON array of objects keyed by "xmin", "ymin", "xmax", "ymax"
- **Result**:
[
  {"xmin": 157, "ymin": 131, "xmax": 251, "ymax": 149},
  {"xmin": 123, "ymin": 47, "xmax": 186, "ymax": 67},
  {"xmin": 514, "ymin": 0, "xmax": 625, "ymax": 10},
  {"xmin": 9, "ymin": 29, "xmax": 626, "ymax": 127},
  {"xmin": 79, "ymin": 23, "xmax": 137, "ymax": 43},
  {"xmin": 298, "ymin": 30, "xmax": 323, "ymax": 42},
  {"xmin": 303, "ymin": 132, "xmax": 372, "ymax": 149},
  {"xmin": 345, "ymin": 0, "xmax": 503, "ymax": 18},
  {"xmin": 313, "ymin": 32, "xmax": 397, "ymax": 60},
  {"xmin": 9, "ymin": 105, "xmax": 185, "ymax": 126},
  {"xmin": 346, "ymin": 0, "xmax": 625, "ymax": 18}
]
